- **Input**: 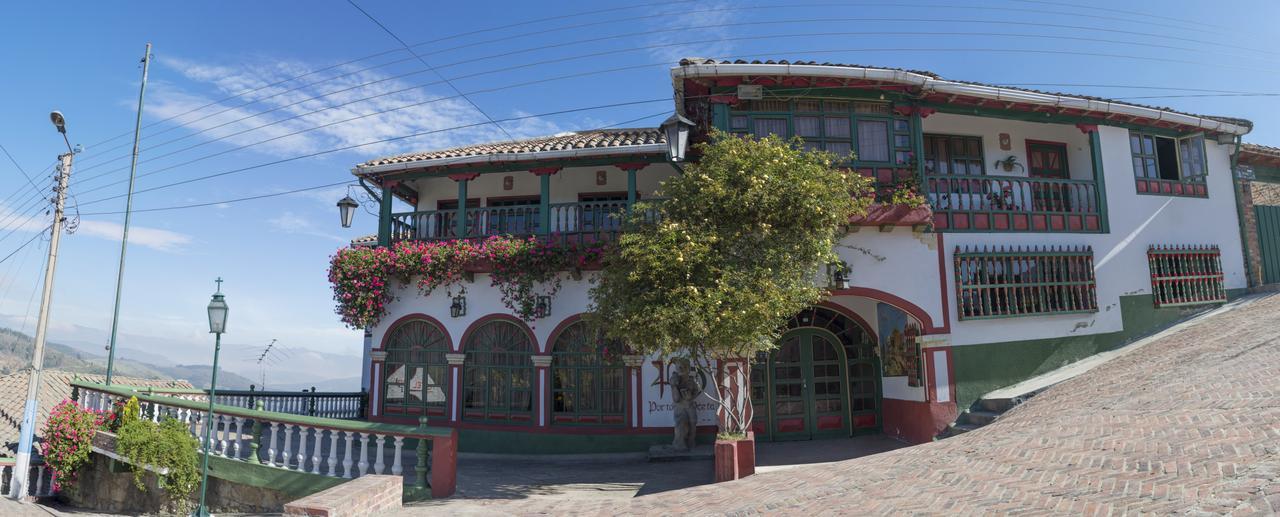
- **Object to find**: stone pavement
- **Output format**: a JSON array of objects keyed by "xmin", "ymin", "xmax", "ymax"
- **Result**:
[{"xmin": 394, "ymin": 293, "xmax": 1280, "ymax": 515}]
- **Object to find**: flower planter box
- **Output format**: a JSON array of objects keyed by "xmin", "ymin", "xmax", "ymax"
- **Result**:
[{"xmin": 713, "ymin": 431, "xmax": 755, "ymax": 483}]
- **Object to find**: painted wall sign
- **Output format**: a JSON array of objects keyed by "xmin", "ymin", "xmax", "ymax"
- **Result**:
[
  {"xmin": 642, "ymin": 357, "xmax": 720, "ymax": 427},
  {"xmin": 999, "ymin": 133, "xmax": 1012, "ymax": 150}
]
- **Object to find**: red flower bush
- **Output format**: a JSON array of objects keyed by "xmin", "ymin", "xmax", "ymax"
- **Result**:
[
  {"xmin": 328, "ymin": 236, "xmax": 606, "ymax": 328},
  {"xmin": 40, "ymin": 400, "xmax": 110, "ymax": 493}
]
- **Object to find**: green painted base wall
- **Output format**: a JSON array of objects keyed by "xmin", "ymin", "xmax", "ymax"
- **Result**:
[
  {"xmin": 456, "ymin": 428, "xmax": 714, "ymax": 455},
  {"xmin": 952, "ymin": 291, "xmax": 1245, "ymax": 412}
]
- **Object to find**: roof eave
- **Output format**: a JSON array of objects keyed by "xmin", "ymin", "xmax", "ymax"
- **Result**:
[
  {"xmin": 353, "ymin": 143, "xmax": 668, "ymax": 176},
  {"xmin": 672, "ymin": 63, "xmax": 1253, "ymax": 136}
]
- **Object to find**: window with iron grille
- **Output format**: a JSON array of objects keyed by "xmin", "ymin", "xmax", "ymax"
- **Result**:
[
  {"xmin": 954, "ymin": 245, "xmax": 1098, "ymax": 320},
  {"xmin": 1147, "ymin": 245, "xmax": 1227, "ymax": 307},
  {"xmin": 463, "ymin": 320, "xmax": 533, "ymax": 423},
  {"xmin": 550, "ymin": 322, "xmax": 626, "ymax": 426},
  {"xmin": 382, "ymin": 319, "xmax": 449, "ymax": 417}
]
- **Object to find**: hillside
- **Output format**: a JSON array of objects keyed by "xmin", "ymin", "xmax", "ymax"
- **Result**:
[{"xmin": 0, "ymin": 327, "xmax": 255, "ymax": 389}]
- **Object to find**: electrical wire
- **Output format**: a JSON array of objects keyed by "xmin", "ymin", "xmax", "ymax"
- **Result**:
[
  {"xmin": 73, "ymin": 97, "xmax": 673, "ymax": 208},
  {"xmin": 15, "ymin": 239, "xmax": 49, "ymax": 336},
  {"xmin": 71, "ymin": 25, "xmax": 1280, "ymax": 186},
  {"xmin": 71, "ymin": 1, "xmax": 1279, "ymax": 167},
  {"xmin": 346, "ymin": 0, "xmax": 516, "ymax": 142},
  {"xmin": 0, "ymin": 226, "xmax": 51, "ymax": 268},
  {"xmin": 0, "ymin": 143, "xmax": 45, "ymax": 199}
]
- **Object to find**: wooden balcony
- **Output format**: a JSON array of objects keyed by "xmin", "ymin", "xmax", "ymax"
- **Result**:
[
  {"xmin": 926, "ymin": 175, "xmax": 1104, "ymax": 233},
  {"xmin": 389, "ymin": 199, "xmax": 662, "ymax": 245}
]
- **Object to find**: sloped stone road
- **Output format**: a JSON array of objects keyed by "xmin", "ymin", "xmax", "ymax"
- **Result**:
[{"xmin": 403, "ymin": 293, "xmax": 1280, "ymax": 515}]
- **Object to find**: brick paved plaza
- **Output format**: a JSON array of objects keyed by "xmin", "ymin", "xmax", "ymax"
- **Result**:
[{"xmin": 398, "ymin": 293, "xmax": 1280, "ymax": 515}]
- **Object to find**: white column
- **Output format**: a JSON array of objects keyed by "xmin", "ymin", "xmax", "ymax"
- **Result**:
[
  {"xmin": 357, "ymin": 432, "xmax": 371, "ymax": 476},
  {"xmin": 373, "ymin": 434, "xmax": 386, "ymax": 474},
  {"xmin": 327, "ymin": 430, "xmax": 340, "ymax": 476},
  {"xmin": 268, "ymin": 422, "xmax": 281, "ymax": 467},
  {"xmin": 391, "ymin": 436, "xmax": 404, "ymax": 476},
  {"xmin": 295, "ymin": 426, "xmax": 308, "ymax": 471},
  {"xmin": 310, "ymin": 428, "xmax": 323, "ymax": 475},
  {"xmin": 281, "ymin": 424, "xmax": 295, "ymax": 469},
  {"xmin": 231, "ymin": 417, "xmax": 244, "ymax": 459},
  {"xmin": 341, "ymin": 431, "xmax": 355, "ymax": 478}
]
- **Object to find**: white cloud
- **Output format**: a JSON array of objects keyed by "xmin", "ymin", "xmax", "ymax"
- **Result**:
[
  {"xmin": 268, "ymin": 211, "xmax": 346, "ymax": 243},
  {"xmin": 75, "ymin": 220, "xmax": 193, "ymax": 252},
  {"xmin": 146, "ymin": 55, "xmax": 575, "ymax": 160},
  {"xmin": 643, "ymin": 1, "xmax": 739, "ymax": 63}
]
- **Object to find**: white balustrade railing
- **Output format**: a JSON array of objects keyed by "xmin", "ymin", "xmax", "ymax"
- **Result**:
[
  {"xmin": 73, "ymin": 381, "xmax": 457, "ymax": 498},
  {"xmin": 0, "ymin": 461, "xmax": 55, "ymax": 498}
]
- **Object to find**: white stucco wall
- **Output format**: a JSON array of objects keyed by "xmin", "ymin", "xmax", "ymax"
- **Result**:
[
  {"xmin": 834, "ymin": 227, "xmax": 944, "ymax": 328},
  {"xmin": 926, "ymin": 116, "xmax": 1246, "ymax": 346},
  {"xmin": 409, "ymin": 164, "xmax": 677, "ymax": 210}
]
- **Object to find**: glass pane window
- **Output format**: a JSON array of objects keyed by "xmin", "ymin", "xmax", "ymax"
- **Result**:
[
  {"xmin": 551, "ymin": 322, "xmax": 627, "ymax": 426},
  {"xmin": 752, "ymin": 118, "xmax": 788, "ymax": 138},
  {"xmin": 924, "ymin": 134, "xmax": 984, "ymax": 176},
  {"xmin": 856, "ymin": 120, "xmax": 890, "ymax": 162},
  {"xmin": 463, "ymin": 320, "xmax": 534, "ymax": 423},
  {"xmin": 382, "ymin": 320, "xmax": 449, "ymax": 416},
  {"xmin": 794, "ymin": 116, "xmax": 820, "ymax": 138}
]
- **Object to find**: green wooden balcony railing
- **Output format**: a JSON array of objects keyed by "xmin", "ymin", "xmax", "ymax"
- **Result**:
[
  {"xmin": 389, "ymin": 199, "xmax": 663, "ymax": 245},
  {"xmin": 927, "ymin": 175, "xmax": 1104, "ymax": 233},
  {"xmin": 72, "ymin": 381, "xmax": 458, "ymax": 499}
]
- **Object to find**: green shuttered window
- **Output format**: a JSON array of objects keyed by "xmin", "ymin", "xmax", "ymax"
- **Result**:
[{"xmin": 954, "ymin": 245, "xmax": 1098, "ymax": 320}]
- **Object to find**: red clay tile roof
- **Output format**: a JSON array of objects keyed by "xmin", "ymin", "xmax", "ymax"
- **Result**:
[
  {"xmin": 358, "ymin": 128, "xmax": 665, "ymax": 169},
  {"xmin": 1242, "ymin": 143, "xmax": 1280, "ymax": 159},
  {"xmin": 0, "ymin": 369, "xmax": 193, "ymax": 457},
  {"xmin": 677, "ymin": 59, "xmax": 1252, "ymax": 129}
]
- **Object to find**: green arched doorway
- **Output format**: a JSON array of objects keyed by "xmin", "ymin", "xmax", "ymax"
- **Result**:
[{"xmin": 750, "ymin": 306, "xmax": 881, "ymax": 441}]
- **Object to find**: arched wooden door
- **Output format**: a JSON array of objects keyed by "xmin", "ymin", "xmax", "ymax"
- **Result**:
[{"xmin": 750, "ymin": 306, "xmax": 881, "ymax": 441}]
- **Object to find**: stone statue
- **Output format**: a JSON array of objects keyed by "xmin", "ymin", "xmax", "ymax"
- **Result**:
[{"xmin": 670, "ymin": 358, "xmax": 699, "ymax": 451}]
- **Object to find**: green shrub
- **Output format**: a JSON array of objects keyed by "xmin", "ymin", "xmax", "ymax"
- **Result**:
[
  {"xmin": 116, "ymin": 416, "xmax": 200, "ymax": 511},
  {"xmin": 111, "ymin": 396, "xmax": 141, "ymax": 432}
]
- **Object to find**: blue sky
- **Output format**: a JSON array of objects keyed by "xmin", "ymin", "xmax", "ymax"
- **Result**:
[{"xmin": 0, "ymin": 0, "xmax": 1277, "ymax": 386}]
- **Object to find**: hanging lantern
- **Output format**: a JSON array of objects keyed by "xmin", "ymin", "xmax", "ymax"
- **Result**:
[
  {"xmin": 660, "ymin": 113, "xmax": 695, "ymax": 163},
  {"xmin": 337, "ymin": 195, "xmax": 359, "ymax": 228}
]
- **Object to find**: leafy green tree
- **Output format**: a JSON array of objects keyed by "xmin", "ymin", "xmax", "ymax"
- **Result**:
[{"xmin": 589, "ymin": 132, "xmax": 871, "ymax": 434}]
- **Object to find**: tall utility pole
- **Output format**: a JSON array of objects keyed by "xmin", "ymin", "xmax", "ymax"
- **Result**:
[
  {"xmin": 9, "ymin": 113, "xmax": 74, "ymax": 500},
  {"xmin": 105, "ymin": 42, "xmax": 152, "ymax": 385}
]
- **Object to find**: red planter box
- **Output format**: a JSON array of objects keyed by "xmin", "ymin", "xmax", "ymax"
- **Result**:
[{"xmin": 714, "ymin": 432, "xmax": 756, "ymax": 483}]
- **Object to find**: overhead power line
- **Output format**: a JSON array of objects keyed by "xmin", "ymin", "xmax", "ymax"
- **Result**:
[
  {"xmin": 70, "ymin": 0, "xmax": 1277, "ymax": 167},
  {"xmin": 0, "ymin": 144, "xmax": 45, "ymax": 200},
  {"xmin": 345, "ymin": 0, "xmax": 516, "ymax": 142}
]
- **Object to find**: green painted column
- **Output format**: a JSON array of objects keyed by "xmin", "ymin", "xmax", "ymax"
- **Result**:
[
  {"xmin": 711, "ymin": 103, "xmax": 730, "ymax": 132},
  {"xmin": 626, "ymin": 168, "xmax": 637, "ymax": 214},
  {"xmin": 377, "ymin": 183, "xmax": 393, "ymax": 247},
  {"xmin": 540, "ymin": 173, "xmax": 551, "ymax": 236},
  {"xmin": 455, "ymin": 178, "xmax": 469, "ymax": 238},
  {"xmin": 911, "ymin": 109, "xmax": 926, "ymax": 196},
  {"xmin": 1087, "ymin": 128, "xmax": 1110, "ymax": 233}
]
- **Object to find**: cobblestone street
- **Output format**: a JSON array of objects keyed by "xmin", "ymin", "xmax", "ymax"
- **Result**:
[{"xmin": 395, "ymin": 293, "xmax": 1280, "ymax": 515}]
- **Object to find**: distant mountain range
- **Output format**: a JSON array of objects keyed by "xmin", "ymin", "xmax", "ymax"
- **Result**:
[{"xmin": 0, "ymin": 327, "xmax": 257, "ymax": 389}]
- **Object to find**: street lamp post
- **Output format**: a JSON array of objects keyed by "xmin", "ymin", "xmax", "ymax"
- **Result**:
[
  {"xmin": 9, "ymin": 111, "xmax": 76, "ymax": 500},
  {"xmin": 194, "ymin": 278, "xmax": 229, "ymax": 517}
]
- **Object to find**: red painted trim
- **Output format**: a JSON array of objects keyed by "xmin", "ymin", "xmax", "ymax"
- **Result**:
[
  {"xmin": 376, "ymin": 314, "xmax": 454, "ymax": 352},
  {"xmin": 544, "ymin": 314, "xmax": 584, "ymax": 355},
  {"xmin": 917, "ymin": 107, "xmax": 937, "ymax": 118},
  {"xmin": 935, "ymin": 233, "xmax": 951, "ymax": 334},
  {"xmin": 457, "ymin": 314, "xmax": 539, "ymax": 353},
  {"xmin": 708, "ymin": 95, "xmax": 740, "ymax": 105},
  {"xmin": 828, "ymin": 287, "xmax": 946, "ymax": 334},
  {"xmin": 529, "ymin": 167, "xmax": 561, "ymax": 176},
  {"xmin": 447, "ymin": 172, "xmax": 480, "ymax": 181},
  {"xmin": 1075, "ymin": 123, "xmax": 1099, "ymax": 134},
  {"xmin": 612, "ymin": 162, "xmax": 651, "ymax": 171},
  {"xmin": 814, "ymin": 300, "xmax": 878, "ymax": 343}
]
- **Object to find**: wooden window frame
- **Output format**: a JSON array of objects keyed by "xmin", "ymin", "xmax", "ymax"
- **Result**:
[
  {"xmin": 1025, "ymin": 140, "xmax": 1070, "ymax": 179},
  {"xmin": 923, "ymin": 133, "xmax": 986, "ymax": 177},
  {"xmin": 550, "ymin": 322, "xmax": 627, "ymax": 426},
  {"xmin": 1129, "ymin": 130, "xmax": 1209, "ymax": 198},
  {"xmin": 381, "ymin": 319, "xmax": 450, "ymax": 418},
  {"xmin": 727, "ymin": 99, "xmax": 907, "ymax": 168},
  {"xmin": 462, "ymin": 320, "xmax": 535, "ymax": 424}
]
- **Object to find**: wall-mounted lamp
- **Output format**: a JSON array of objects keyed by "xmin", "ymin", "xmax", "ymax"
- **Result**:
[
  {"xmin": 534, "ymin": 296, "xmax": 552, "ymax": 319},
  {"xmin": 450, "ymin": 293, "xmax": 467, "ymax": 318},
  {"xmin": 827, "ymin": 261, "xmax": 851, "ymax": 289}
]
